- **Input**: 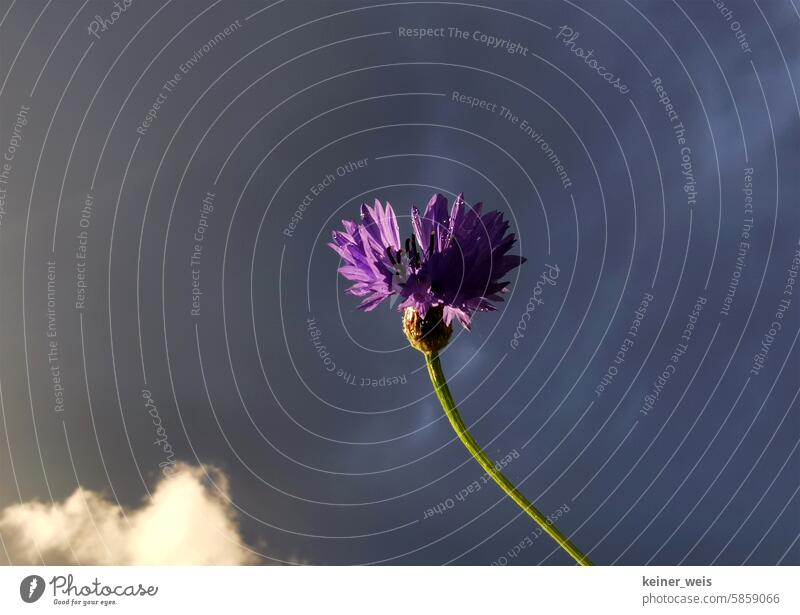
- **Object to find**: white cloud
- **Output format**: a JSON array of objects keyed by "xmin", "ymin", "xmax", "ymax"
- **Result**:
[{"xmin": 0, "ymin": 464, "xmax": 258, "ymax": 565}]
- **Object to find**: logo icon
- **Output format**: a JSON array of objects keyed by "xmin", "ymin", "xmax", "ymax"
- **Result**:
[{"xmin": 20, "ymin": 575, "xmax": 45, "ymax": 603}]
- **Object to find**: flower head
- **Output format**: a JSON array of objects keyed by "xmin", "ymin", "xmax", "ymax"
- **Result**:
[{"xmin": 329, "ymin": 194, "xmax": 525, "ymax": 334}]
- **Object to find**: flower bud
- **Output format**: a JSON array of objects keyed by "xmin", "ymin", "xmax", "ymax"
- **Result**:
[{"xmin": 402, "ymin": 306, "xmax": 452, "ymax": 353}]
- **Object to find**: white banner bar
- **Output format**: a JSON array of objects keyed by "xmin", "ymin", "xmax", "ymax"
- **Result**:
[{"xmin": 0, "ymin": 566, "xmax": 797, "ymax": 614}]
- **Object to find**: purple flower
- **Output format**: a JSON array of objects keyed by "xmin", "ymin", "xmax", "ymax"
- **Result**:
[{"xmin": 329, "ymin": 193, "xmax": 525, "ymax": 330}]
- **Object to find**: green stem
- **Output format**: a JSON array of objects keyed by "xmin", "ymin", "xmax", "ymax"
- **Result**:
[{"xmin": 425, "ymin": 351, "xmax": 593, "ymax": 566}]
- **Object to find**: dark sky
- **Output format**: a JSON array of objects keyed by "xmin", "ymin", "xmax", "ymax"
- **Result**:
[{"xmin": 0, "ymin": 0, "xmax": 798, "ymax": 565}]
